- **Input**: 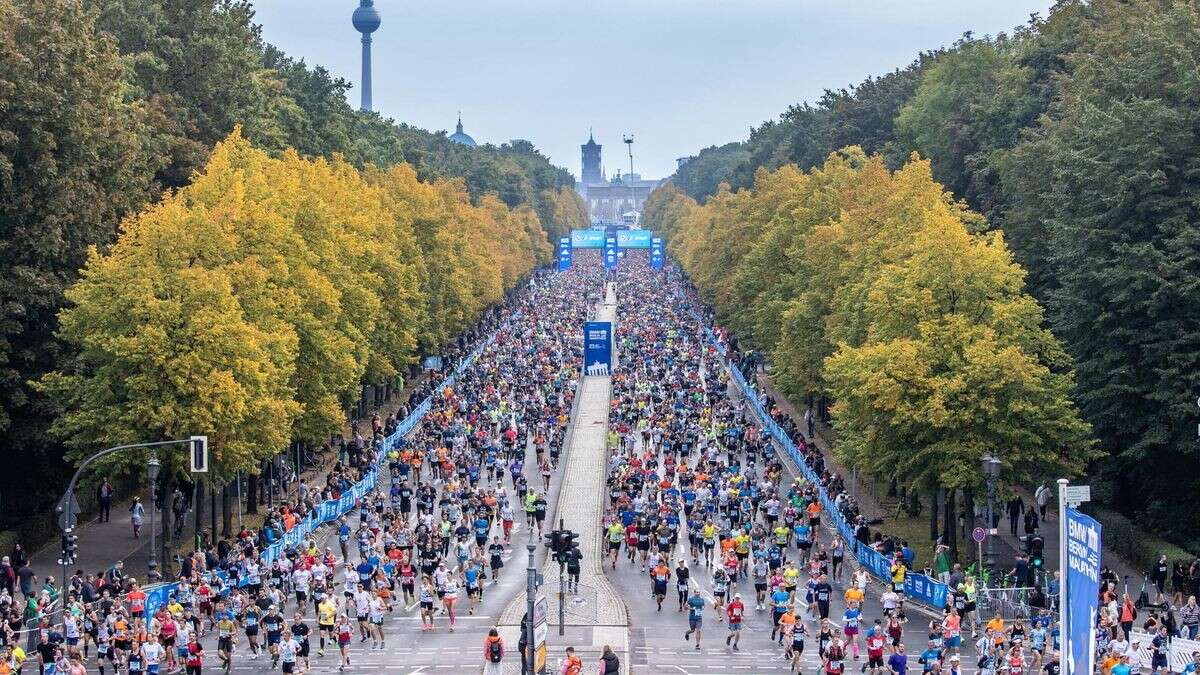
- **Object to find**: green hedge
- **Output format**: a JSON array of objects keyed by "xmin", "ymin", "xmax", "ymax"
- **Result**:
[{"xmin": 1084, "ymin": 504, "xmax": 1198, "ymax": 573}]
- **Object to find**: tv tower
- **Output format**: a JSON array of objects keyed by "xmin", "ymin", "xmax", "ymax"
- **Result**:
[{"xmin": 352, "ymin": 0, "xmax": 381, "ymax": 111}]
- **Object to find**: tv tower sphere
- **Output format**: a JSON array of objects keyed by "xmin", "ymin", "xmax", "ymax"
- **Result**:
[
  {"xmin": 353, "ymin": 0, "xmax": 380, "ymax": 111},
  {"xmin": 352, "ymin": 0, "xmax": 381, "ymax": 34}
]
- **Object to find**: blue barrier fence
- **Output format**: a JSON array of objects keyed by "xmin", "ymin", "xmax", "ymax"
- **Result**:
[
  {"xmin": 701, "ymin": 321, "xmax": 950, "ymax": 609},
  {"xmin": 142, "ymin": 331, "xmax": 499, "ymax": 618}
]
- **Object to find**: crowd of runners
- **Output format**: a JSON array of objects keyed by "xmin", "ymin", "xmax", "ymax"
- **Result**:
[
  {"xmin": 0, "ymin": 253, "xmax": 606, "ymax": 675},
  {"xmin": 597, "ymin": 255, "xmax": 1067, "ymax": 675},
  {"xmin": 6, "ymin": 244, "xmax": 1194, "ymax": 674}
]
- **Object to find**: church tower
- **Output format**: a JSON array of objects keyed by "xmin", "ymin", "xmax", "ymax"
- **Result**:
[{"xmin": 581, "ymin": 131, "xmax": 603, "ymax": 186}]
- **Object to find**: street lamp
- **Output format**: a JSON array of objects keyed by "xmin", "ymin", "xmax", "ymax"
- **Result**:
[
  {"xmin": 981, "ymin": 453, "xmax": 1002, "ymax": 573},
  {"xmin": 147, "ymin": 456, "xmax": 161, "ymax": 582},
  {"xmin": 623, "ymin": 135, "xmax": 635, "ymax": 219}
]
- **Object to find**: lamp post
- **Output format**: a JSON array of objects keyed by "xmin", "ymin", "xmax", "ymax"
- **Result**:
[
  {"xmin": 981, "ymin": 453, "xmax": 1002, "ymax": 573},
  {"xmin": 147, "ymin": 456, "xmax": 161, "ymax": 582},
  {"xmin": 623, "ymin": 135, "xmax": 635, "ymax": 218}
]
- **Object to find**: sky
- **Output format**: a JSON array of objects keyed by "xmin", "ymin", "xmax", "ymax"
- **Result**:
[{"xmin": 252, "ymin": 0, "xmax": 1054, "ymax": 181}]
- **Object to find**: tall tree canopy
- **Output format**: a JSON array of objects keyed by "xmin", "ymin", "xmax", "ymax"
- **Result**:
[
  {"xmin": 0, "ymin": 0, "xmax": 582, "ymax": 538},
  {"xmin": 650, "ymin": 149, "xmax": 1094, "ymax": 517}
]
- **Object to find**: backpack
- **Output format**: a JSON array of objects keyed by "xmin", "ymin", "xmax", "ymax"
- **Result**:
[{"xmin": 489, "ymin": 639, "xmax": 502, "ymax": 663}]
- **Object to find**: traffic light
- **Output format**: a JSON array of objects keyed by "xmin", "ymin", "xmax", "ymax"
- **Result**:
[
  {"xmin": 545, "ymin": 529, "xmax": 562, "ymax": 554},
  {"xmin": 562, "ymin": 530, "xmax": 579, "ymax": 552},
  {"xmin": 60, "ymin": 530, "xmax": 78, "ymax": 565}
]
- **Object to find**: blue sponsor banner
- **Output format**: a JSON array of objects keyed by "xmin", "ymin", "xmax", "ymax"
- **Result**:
[
  {"xmin": 570, "ymin": 229, "xmax": 606, "ymax": 248},
  {"xmin": 651, "ymin": 237, "xmax": 664, "ymax": 270},
  {"xmin": 604, "ymin": 236, "xmax": 618, "ymax": 270},
  {"xmin": 1066, "ymin": 508, "xmax": 1101, "ymax": 675},
  {"xmin": 583, "ymin": 321, "xmax": 612, "ymax": 376},
  {"xmin": 557, "ymin": 236, "xmax": 572, "ymax": 271},
  {"xmin": 616, "ymin": 229, "xmax": 653, "ymax": 248}
]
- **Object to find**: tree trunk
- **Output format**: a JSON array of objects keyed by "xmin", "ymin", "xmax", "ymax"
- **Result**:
[
  {"xmin": 888, "ymin": 477, "xmax": 898, "ymax": 499},
  {"xmin": 221, "ymin": 482, "xmax": 233, "ymax": 537},
  {"xmin": 963, "ymin": 489, "xmax": 976, "ymax": 536},
  {"xmin": 944, "ymin": 489, "xmax": 958, "ymax": 561},
  {"xmin": 246, "ymin": 470, "xmax": 258, "ymax": 515},
  {"xmin": 160, "ymin": 472, "xmax": 175, "ymax": 579},
  {"xmin": 930, "ymin": 488, "xmax": 940, "ymax": 542},
  {"xmin": 193, "ymin": 480, "xmax": 204, "ymax": 551},
  {"xmin": 209, "ymin": 479, "xmax": 217, "ymax": 545}
]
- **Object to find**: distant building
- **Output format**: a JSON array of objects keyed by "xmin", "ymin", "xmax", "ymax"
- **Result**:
[
  {"xmin": 581, "ymin": 133, "xmax": 603, "ymax": 186},
  {"xmin": 576, "ymin": 131, "xmax": 664, "ymax": 224},
  {"xmin": 448, "ymin": 113, "xmax": 476, "ymax": 147}
]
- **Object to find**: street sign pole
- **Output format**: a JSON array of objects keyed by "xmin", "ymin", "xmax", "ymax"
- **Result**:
[{"xmin": 1057, "ymin": 478, "xmax": 1069, "ymax": 656}]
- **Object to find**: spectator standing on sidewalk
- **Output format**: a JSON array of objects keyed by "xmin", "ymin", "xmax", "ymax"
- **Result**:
[
  {"xmin": 97, "ymin": 478, "xmax": 114, "ymax": 523},
  {"xmin": 804, "ymin": 408, "xmax": 814, "ymax": 439},
  {"xmin": 0, "ymin": 557, "xmax": 12, "ymax": 596},
  {"xmin": 15, "ymin": 561, "xmax": 34, "ymax": 600},
  {"xmin": 1034, "ymin": 482, "xmax": 1052, "ymax": 522},
  {"xmin": 1006, "ymin": 496, "xmax": 1024, "ymax": 538},
  {"xmin": 129, "ymin": 497, "xmax": 145, "ymax": 538},
  {"xmin": 597, "ymin": 645, "xmax": 619, "ymax": 674},
  {"xmin": 482, "ymin": 628, "xmax": 504, "ymax": 675}
]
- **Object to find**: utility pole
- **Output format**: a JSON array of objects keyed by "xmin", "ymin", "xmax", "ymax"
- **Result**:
[
  {"xmin": 558, "ymin": 518, "xmax": 566, "ymax": 636},
  {"xmin": 1057, "ymin": 478, "xmax": 1069, "ymax": 659},
  {"xmin": 623, "ymin": 135, "xmax": 635, "ymax": 218},
  {"xmin": 525, "ymin": 526, "xmax": 536, "ymax": 675}
]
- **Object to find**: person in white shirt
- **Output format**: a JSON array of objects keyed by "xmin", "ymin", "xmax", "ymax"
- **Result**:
[
  {"xmin": 141, "ymin": 636, "xmax": 165, "ymax": 675},
  {"xmin": 279, "ymin": 636, "xmax": 300, "ymax": 674},
  {"xmin": 368, "ymin": 595, "xmax": 386, "ymax": 649}
]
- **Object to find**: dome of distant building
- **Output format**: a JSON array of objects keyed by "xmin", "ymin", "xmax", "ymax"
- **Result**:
[{"xmin": 449, "ymin": 114, "xmax": 476, "ymax": 147}]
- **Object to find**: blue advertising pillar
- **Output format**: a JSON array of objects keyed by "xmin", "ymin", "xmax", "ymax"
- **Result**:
[
  {"xmin": 583, "ymin": 321, "xmax": 612, "ymax": 376},
  {"xmin": 557, "ymin": 236, "xmax": 572, "ymax": 271},
  {"xmin": 604, "ymin": 235, "xmax": 618, "ymax": 271},
  {"xmin": 650, "ymin": 237, "xmax": 664, "ymax": 270}
]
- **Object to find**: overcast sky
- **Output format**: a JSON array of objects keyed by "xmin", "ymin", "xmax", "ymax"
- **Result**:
[{"xmin": 252, "ymin": 0, "xmax": 1053, "ymax": 181}]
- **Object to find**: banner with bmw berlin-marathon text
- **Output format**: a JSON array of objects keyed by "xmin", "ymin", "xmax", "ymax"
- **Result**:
[
  {"xmin": 570, "ymin": 229, "xmax": 606, "ymax": 248},
  {"xmin": 557, "ymin": 236, "xmax": 572, "ymax": 271},
  {"xmin": 1066, "ymin": 508, "xmax": 1102, "ymax": 675},
  {"xmin": 583, "ymin": 321, "xmax": 612, "ymax": 376},
  {"xmin": 616, "ymin": 229, "xmax": 653, "ymax": 248}
]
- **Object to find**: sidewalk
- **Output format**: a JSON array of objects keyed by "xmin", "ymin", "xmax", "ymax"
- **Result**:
[{"xmin": 499, "ymin": 283, "xmax": 629, "ymax": 674}]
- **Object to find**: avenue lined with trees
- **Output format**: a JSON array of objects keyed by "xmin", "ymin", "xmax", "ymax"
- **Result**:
[
  {"xmin": 0, "ymin": 0, "xmax": 586, "ymax": 548},
  {"xmin": 657, "ymin": 0, "xmax": 1200, "ymax": 553}
]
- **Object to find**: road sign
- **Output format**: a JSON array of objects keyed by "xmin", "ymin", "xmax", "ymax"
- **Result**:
[
  {"xmin": 1064, "ymin": 484, "xmax": 1091, "ymax": 505},
  {"xmin": 534, "ymin": 595, "xmax": 548, "ymax": 625},
  {"xmin": 56, "ymin": 490, "xmax": 81, "ymax": 531},
  {"xmin": 972, "ymin": 527, "xmax": 987, "ymax": 544}
]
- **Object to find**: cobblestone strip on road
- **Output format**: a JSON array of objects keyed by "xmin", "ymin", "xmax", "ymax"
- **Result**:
[{"xmin": 500, "ymin": 283, "xmax": 630, "ymax": 674}]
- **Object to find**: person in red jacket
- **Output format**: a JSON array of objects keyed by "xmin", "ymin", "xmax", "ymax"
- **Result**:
[{"xmin": 483, "ymin": 628, "xmax": 504, "ymax": 675}]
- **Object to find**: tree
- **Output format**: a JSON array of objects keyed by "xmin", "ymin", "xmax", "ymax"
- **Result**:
[
  {"xmin": 997, "ymin": 0, "xmax": 1200, "ymax": 540},
  {"xmin": 0, "ymin": 0, "xmax": 156, "ymax": 529}
]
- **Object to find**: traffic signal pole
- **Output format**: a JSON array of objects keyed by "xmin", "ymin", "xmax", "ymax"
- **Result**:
[{"xmin": 559, "ymin": 517, "xmax": 566, "ymax": 636}]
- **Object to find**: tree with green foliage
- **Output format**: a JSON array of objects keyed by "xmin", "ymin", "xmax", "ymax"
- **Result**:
[
  {"xmin": 998, "ymin": 0, "xmax": 1200, "ymax": 541},
  {"xmin": 0, "ymin": 0, "xmax": 157, "ymax": 530}
]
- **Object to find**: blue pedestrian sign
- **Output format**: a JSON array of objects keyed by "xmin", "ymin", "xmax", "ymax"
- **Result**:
[
  {"xmin": 650, "ymin": 237, "xmax": 664, "ymax": 270},
  {"xmin": 1065, "ymin": 507, "xmax": 1102, "ymax": 675},
  {"xmin": 583, "ymin": 321, "xmax": 612, "ymax": 376}
]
